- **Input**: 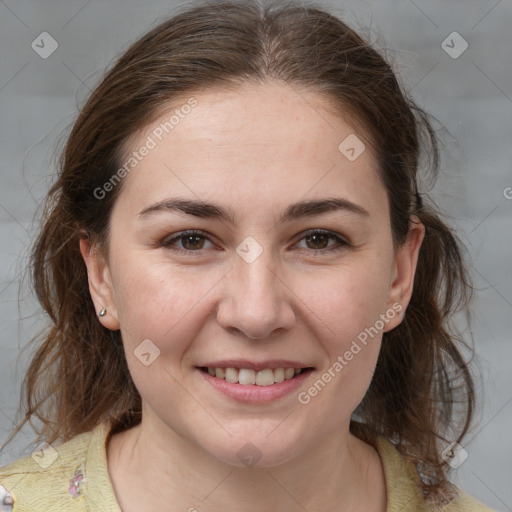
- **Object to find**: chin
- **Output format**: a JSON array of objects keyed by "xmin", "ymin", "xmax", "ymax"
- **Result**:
[{"xmin": 199, "ymin": 429, "xmax": 304, "ymax": 469}]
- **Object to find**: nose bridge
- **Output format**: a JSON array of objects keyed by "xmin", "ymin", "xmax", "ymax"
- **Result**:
[
  {"xmin": 217, "ymin": 237, "xmax": 295, "ymax": 339},
  {"xmin": 238, "ymin": 247, "xmax": 277, "ymax": 303}
]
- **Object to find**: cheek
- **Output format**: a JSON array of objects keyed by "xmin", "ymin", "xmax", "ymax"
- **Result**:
[
  {"xmin": 299, "ymin": 259, "xmax": 392, "ymax": 339},
  {"xmin": 111, "ymin": 253, "xmax": 224, "ymax": 352},
  {"xmin": 294, "ymin": 261, "xmax": 392, "ymax": 402},
  {"xmin": 109, "ymin": 258, "xmax": 225, "ymax": 409}
]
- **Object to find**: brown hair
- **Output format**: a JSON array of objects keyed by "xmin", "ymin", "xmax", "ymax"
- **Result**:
[{"xmin": 3, "ymin": 0, "xmax": 476, "ymax": 502}]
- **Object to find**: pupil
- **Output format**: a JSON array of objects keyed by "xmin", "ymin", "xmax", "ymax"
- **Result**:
[
  {"xmin": 307, "ymin": 233, "xmax": 327, "ymax": 249},
  {"xmin": 183, "ymin": 235, "xmax": 203, "ymax": 250}
]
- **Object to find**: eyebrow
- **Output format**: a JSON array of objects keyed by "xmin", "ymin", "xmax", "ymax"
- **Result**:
[{"xmin": 138, "ymin": 197, "xmax": 370, "ymax": 224}]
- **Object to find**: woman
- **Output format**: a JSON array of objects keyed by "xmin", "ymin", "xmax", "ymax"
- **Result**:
[{"xmin": 0, "ymin": 1, "xmax": 495, "ymax": 510}]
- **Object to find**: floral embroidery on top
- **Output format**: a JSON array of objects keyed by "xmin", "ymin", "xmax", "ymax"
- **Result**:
[{"xmin": 68, "ymin": 463, "xmax": 86, "ymax": 498}]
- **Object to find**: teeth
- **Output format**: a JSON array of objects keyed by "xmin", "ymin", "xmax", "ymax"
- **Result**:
[
  {"xmin": 255, "ymin": 369, "xmax": 274, "ymax": 386},
  {"xmin": 238, "ymin": 368, "xmax": 256, "ymax": 385},
  {"xmin": 225, "ymin": 367, "xmax": 239, "ymax": 383},
  {"xmin": 274, "ymin": 368, "xmax": 285, "ymax": 383},
  {"xmin": 205, "ymin": 367, "xmax": 306, "ymax": 385},
  {"xmin": 284, "ymin": 368, "xmax": 295, "ymax": 380}
]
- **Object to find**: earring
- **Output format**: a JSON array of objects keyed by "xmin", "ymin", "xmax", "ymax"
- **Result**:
[{"xmin": 98, "ymin": 307, "xmax": 107, "ymax": 317}]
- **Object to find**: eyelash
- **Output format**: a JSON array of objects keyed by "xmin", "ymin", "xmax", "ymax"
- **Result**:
[{"xmin": 160, "ymin": 229, "xmax": 351, "ymax": 255}]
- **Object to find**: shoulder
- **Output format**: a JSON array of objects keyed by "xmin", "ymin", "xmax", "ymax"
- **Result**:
[
  {"xmin": 442, "ymin": 489, "xmax": 497, "ymax": 512},
  {"xmin": 375, "ymin": 436, "xmax": 496, "ymax": 512},
  {"xmin": 0, "ymin": 422, "xmax": 112, "ymax": 511}
]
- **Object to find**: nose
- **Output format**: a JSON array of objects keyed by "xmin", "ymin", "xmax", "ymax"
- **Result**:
[{"xmin": 216, "ymin": 246, "xmax": 296, "ymax": 340}]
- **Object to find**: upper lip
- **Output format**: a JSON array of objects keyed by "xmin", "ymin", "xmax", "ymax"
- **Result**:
[{"xmin": 198, "ymin": 359, "xmax": 313, "ymax": 372}]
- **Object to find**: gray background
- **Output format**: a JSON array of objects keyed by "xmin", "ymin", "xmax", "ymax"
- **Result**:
[{"xmin": 0, "ymin": 0, "xmax": 510, "ymax": 509}]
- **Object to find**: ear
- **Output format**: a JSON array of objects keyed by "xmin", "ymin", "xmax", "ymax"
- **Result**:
[
  {"xmin": 79, "ymin": 233, "xmax": 120, "ymax": 330},
  {"xmin": 384, "ymin": 216, "xmax": 425, "ymax": 332}
]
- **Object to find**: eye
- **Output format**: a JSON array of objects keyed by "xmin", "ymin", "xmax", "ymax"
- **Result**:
[
  {"xmin": 160, "ymin": 228, "xmax": 350, "ymax": 255},
  {"xmin": 161, "ymin": 230, "xmax": 215, "ymax": 253},
  {"xmin": 294, "ymin": 229, "xmax": 350, "ymax": 253}
]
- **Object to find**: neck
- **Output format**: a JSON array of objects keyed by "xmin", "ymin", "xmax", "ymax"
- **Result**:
[{"xmin": 107, "ymin": 411, "xmax": 387, "ymax": 512}]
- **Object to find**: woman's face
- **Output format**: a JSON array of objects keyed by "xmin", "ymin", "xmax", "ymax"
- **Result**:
[{"xmin": 84, "ymin": 81, "xmax": 423, "ymax": 467}]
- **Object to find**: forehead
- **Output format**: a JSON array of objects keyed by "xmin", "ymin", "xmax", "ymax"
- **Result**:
[{"xmin": 115, "ymin": 81, "xmax": 385, "ymax": 217}]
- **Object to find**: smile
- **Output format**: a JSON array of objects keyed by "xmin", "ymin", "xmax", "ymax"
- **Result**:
[
  {"xmin": 199, "ymin": 366, "xmax": 310, "ymax": 386},
  {"xmin": 196, "ymin": 366, "xmax": 315, "ymax": 403}
]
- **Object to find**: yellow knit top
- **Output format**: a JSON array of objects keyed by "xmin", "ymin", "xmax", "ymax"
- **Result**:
[{"xmin": 0, "ymin": 421, "xmax": 495, "ymax": 511}]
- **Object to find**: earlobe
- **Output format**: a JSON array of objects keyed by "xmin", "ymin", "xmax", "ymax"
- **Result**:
[
  {"xmin": 79, "ymin": 234, "xmax": 120, "ymax": 330},
  {"xmin": 384, "ymin": 216, "xmax": 425, "ymax": 332}
]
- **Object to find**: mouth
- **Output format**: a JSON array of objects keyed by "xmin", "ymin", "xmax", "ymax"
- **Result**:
[
  {"xmin": 198, "ymin": 366, "xmax": 314, "ymax": 386},
  {"xmin": 196, "ymin": 363, "xmax": 315, "ymax": 403}
]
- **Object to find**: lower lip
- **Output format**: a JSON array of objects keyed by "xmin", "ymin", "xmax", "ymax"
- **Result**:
[{"xmin": 196, "ymin": 368, "xmax": 314, "ymax": 403}]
